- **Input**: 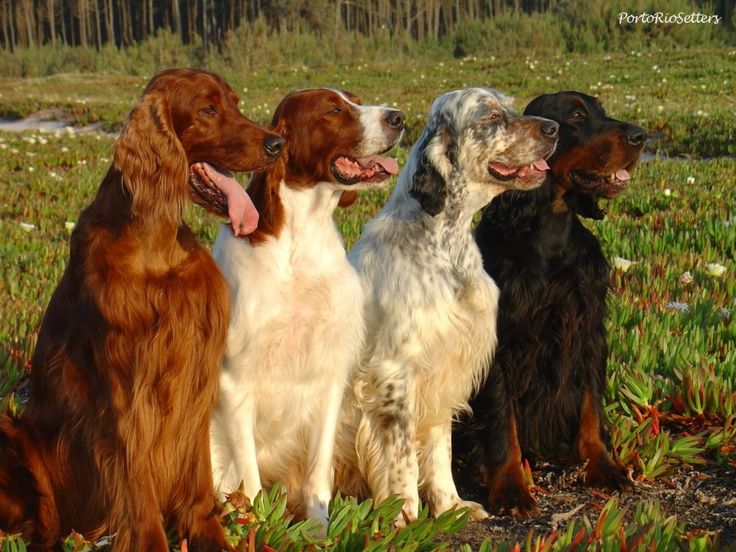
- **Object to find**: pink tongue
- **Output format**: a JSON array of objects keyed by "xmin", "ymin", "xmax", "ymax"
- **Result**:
[
  {"xmin": 491, "ymin": 158, "xmax": 550, "ymax": 178},
  {"xmin": 357, "ymin": 155, "xmax": 399, "ymax": 175},
  {"xmin": 489, "ymin": 162, "xmax": 518, "ymax": 176},
  {"xmin": 532, "ymin": 158, "xmax": 550, "ymax": 171},
  {"xmin": 201, "ymin": 163, "xmax": 259, "ymax": 236},
  {"xmin": 615, "ymin": 169, "xmax": 630, "ymax": 181}
]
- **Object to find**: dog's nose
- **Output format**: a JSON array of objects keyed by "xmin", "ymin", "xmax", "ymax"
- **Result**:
[
  {"xmin": 263, "ymin": 135, "xmax": 285, "ymax": 157},
  {"xmin": 541, "ymin": 120, "xmax": 559, "ymax": 138},
  {"xmin": 386, "ymin": 110, "xmax": 406, "ymax": 130},
  {"xmin": 626, "ymin": 126, "xmax": 647, "ymax": 147}
]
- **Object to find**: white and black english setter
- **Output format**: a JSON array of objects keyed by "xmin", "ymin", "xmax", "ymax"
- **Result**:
[{"xmin": 335, "ymin": 88, "xmax": 559, "ymax": 522}]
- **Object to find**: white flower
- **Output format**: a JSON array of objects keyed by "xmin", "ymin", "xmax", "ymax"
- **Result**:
[
  {"xmin": 65, "ymin": 221, "xmax": 76, "ymax": 231},
  {"xmin": 613, "ymin": 256, "xmax": 635, "ymax": 272},
  {"xmin": 666, "ymin": 301, "xmax": 689, "ymax": 313},
  {"xmin": 705, "ymin": 263, "xmax": 727, "ymax": 277},
  {"xmin": 19, "ymin": 222, "xmax": 35, "ymax": 232},
  {"xmin": 61, "ymin": 146, "xmax": 69, "ymax": 153},
  {"xmin": 686, "ymin": 176, "xmax": 695, "ymax": 184},
  {"xmin": 719, "ymin": 307, "xmax": 731, "ymax": 319},
  {"xmin": 679, "ymin": 271, "xmax": 693, "ymax": 284},
  {"xmin": 663, "ymin": 188, "xmax": 671, "ymax": 197}
]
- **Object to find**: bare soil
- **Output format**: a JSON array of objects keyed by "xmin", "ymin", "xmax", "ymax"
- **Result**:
[{"xmin": 440, "ymin": 463, "xmax": 736, "ymax": 549}]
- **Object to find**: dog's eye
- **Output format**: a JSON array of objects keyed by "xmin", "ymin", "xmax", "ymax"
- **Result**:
[
  {"xmin": 482, "ymin": 111, "xmax": 504, "ymax": 126},
  {"xmin": 328, "ymin": 106, "xmax": 343, "ymax": 114},
  {"xmin": 571, "ymin": 110, "xmax": 586, "ymax": 121},
  {"xmin": 200, "ymin": 104, "xmax": 218, "ymax": 117}
]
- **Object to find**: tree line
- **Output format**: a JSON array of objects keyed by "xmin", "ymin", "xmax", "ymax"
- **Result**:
[{"xmin": 1, "ymin": 0, "xmax": 733, "ymax": 51}]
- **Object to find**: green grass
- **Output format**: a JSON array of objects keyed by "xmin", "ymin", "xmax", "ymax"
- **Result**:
[
  {"xmin": 0, "ymin": 46, "xmax": 734, "ymax": 155},
  {"xmin": 0, "ymin": 47, "xmax": 734, "ymax": 550}
]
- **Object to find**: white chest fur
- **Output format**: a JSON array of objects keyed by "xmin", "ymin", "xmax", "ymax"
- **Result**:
[
  {"xmin": 210, "ymin": 182, "xmax": 365, "ymax": 506},
  {"xmin": 350, "ymin": 213, "xmax": 498, "ymax": 421}
]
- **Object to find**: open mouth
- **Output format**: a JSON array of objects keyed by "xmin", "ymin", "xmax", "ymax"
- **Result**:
[
  {"xmin": 570, "ymin": 167, "xmax": 631, "ymax": 197},
  {"xmin": 189, "ymin": 162, "xmax": 259, "ymax": 236},
  {"xmin": 488, "ymin": 158, "xmax": 550, "ymax": 183},
  {"xmin": 331, "ymin": 154, "xmax": 399, "ymax": 185}
]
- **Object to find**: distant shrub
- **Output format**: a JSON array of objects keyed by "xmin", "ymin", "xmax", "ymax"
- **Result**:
[
  {"xmin": 0, "ymin": 1, "xmax": 732, "ymax": 78},
  {"xmin": 450, "ymin": 13, "xmax": 567, "ymax": 57}
]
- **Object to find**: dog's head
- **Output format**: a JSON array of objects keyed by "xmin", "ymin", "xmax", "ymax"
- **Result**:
[
  {"xmin": 269, "ymin": 88, "xmax": 404, "ymax": 194},
  {"xmin": 408, "ymin": 88, "xmax": 558, "ymax": 217},
  {"xmin": 244, "ymin": 88, "xmax": 405, "ymax": 242},
  {"xmin": 524, "ymin": 92, "xmax": 646, "ymax": 204},
  {"xmin": 115, "ymin": 68, "xmax": 284, "ymax": 235}
]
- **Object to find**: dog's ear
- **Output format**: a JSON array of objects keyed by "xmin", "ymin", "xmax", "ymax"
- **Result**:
[
  {"xmin": 114, "ymin": 90, "xmax": 188, "ymax": 227},
  {"xmin": 409, "ymin": 128, "xmax": 452, "ymax": 216}
]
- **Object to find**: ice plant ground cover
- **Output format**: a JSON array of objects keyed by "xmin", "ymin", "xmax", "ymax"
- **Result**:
[{"xmin": 0, "ymin": 47, "xmax": 734, "ymax": 550}]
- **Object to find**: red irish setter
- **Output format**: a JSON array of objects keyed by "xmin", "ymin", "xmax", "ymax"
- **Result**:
[{"xmin": 0, "ymin": 68, "xmax": 284, "ymax": 551}]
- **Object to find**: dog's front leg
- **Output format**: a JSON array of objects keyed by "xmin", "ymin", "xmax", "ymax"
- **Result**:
[
  {"xmin": 210, "ymin": 378, "xmax": 262, "ymax": 502},
  {"xmin": 358, "ymin": 361, "xmax": 420, "ymax": 524},
  {"xmin": 421, "ymin": 417, "xmax": 488, "ymax": 521},
  {"xmin": 303, "ymin": 379, "xmax": 343, "ymax": 532},
  {"xmin": 576, "ymin": 388, "xmax": 631, "ymax": 491},
  {"xmin": 105, "ymin": 432, "xmax": 169, "ymax": 551}
]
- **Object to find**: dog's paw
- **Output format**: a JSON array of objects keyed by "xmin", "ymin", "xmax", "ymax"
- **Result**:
[
  {"xmin": 393, "ymin": 497, "xmax": 420, "ymax": 528},
  {"xmin": 456, "ymin": 499, "xmax": 489, "ymax": 521},
  {"xmin": 583, "ymin": 455, "xmax": 632, "ymax": 492},
  {"xmin": 487, "ymin": 479, "xmax": 538, "ymax": 519},
  {"xmin": 306, "ymin": 499, "xmax": 330, "ymax": 537}
]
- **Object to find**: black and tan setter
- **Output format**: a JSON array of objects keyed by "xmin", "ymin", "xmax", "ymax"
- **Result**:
[
  {"xmin": 454, "ymin": 91, "xmax": 646, "ymax": 517},
  {"xmin": 0, "ymin": 68, "xmax": 284, "ymax": 551}
]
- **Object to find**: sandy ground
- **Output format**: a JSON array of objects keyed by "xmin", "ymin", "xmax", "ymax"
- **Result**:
[{"xmin": 440, "ymin": 463, "xmax": 736, "ymax": 549}]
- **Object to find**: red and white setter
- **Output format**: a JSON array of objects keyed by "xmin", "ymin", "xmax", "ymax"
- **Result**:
[
  {"xmin": 0, "ymin": 68, "xmax": 283, "ymax": 551},
  {"xmin": 209, "ymin": 88, "xmax": 404, "ymax": 530}
]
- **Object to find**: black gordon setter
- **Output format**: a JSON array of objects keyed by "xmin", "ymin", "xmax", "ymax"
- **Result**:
[{"xmin": 454, "ymin": 92, "xmax": 646, "ymax": 517}]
